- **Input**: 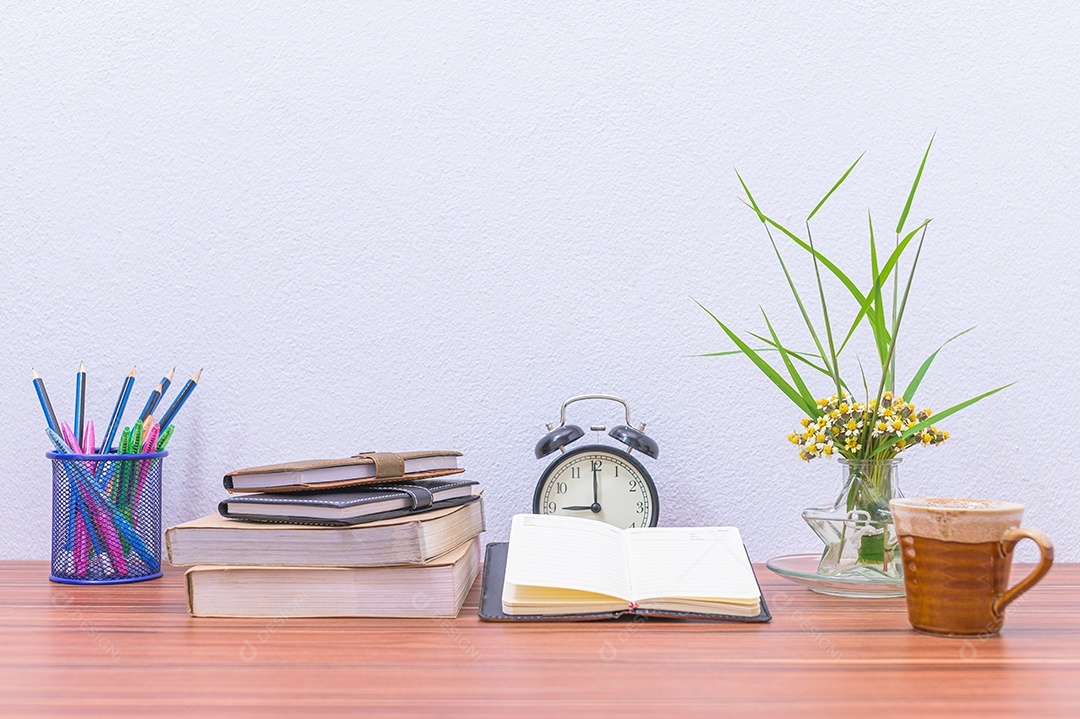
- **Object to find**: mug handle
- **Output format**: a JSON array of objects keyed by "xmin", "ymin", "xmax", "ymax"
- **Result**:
[{"xmin": 992, "ymin": 528, "xmax": 1054, "ymax": 617}]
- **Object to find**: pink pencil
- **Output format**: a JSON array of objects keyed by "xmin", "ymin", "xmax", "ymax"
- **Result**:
[
  {"xmin": 60, "ymin": 422, "xmax": 92, "ymax": 577},
  {"xmin": 60, "ymin": 422, "xmax": 127, "ymax": 575}
]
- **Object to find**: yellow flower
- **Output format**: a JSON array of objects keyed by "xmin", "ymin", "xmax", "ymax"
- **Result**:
[
  {"xmin": 815, "ymin": 432, "xmax": 826, "ymax": 443},
  {"xmin": 822, "ymin": 445, "xmax": 834, "ymax": 456},
  {"xmin": 845, "ymin": 419, "xmax": 859, "ymax": 431},
  {"xmin": 788, "ymin": 434, "xmax": 800, "ymax": 444},
  {"xmin": 800, "ymin": 417, "xmax": 811, "ymax": 428},
  {"xmin": 921, "ymin": 432, "xmax": 932, "ymax": 444},
  {"xmin": 838, "ymin": 403, "xmax": 850, "ymax": 413}
]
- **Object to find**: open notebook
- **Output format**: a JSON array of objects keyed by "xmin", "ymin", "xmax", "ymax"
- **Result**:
[{"xmin": 480, "ymin": 514, "xmax": 769, "ymax": 622}]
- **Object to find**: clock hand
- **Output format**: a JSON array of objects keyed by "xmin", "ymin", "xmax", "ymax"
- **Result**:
[
  {"xmin": 561, "ymin": 505, "xmax": 593, "ymax": 511},
  {"xmin": 562, "ymin": 504, "xmax": 603, "ymax": 513}
]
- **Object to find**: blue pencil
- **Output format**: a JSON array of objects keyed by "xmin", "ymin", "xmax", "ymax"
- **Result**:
[
  {"xmin": 31, "ymin": 369, "xmax": 60, "ymax": 434},
  {"xmin": 74, "ymin": 361, "xmax": 87, "ymax": 448},
  {"xmin": 99, "ymin": 367, "xmax": 136, "ymax": 455},
  {"xmin": 138, "ymin": 382, "xmax": 164, "ymax": 423},
  {"xmin": 157, "ymin": 368, "xmax": 201, "ymax": 430}
]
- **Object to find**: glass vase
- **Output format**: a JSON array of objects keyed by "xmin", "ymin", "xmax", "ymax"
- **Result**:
[{"xmin": 801, "ymin": 457, "xmax": 903, "ymax": 582}]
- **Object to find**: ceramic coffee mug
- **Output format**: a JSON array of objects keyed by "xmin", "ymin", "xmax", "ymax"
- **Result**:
[{"xmin": 890, "ymin": 498, "xmax": 1054, "ymax": 637}]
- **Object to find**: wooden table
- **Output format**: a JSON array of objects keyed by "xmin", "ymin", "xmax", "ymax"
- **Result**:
[{"xmin": 1, "ymin": 561, "xmax": 1077, "ymax": 718}]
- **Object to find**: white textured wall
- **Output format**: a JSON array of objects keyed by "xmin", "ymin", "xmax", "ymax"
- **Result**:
[{"xmin": 2, "ymin": 2, "xmax": 1077, "ymax": 563}]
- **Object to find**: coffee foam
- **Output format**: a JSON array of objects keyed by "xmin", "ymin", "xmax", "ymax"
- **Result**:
[{"xmin": 890, "ymin": 498, "xmax": 1024, "ymax": 544}]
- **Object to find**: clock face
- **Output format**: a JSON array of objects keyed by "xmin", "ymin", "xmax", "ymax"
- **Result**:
[{"xmin": 533, "ymin": 445, "xmax": 658, "ymax": 529}]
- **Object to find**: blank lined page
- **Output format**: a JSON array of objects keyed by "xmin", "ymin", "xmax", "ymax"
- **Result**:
[
  {"xmin": 624, "ymin": 527, "xmax": 759, "ymax": 602},
  {"xmin": 504, "ymin": 514, "xmax": 631, "ymax": 600}
]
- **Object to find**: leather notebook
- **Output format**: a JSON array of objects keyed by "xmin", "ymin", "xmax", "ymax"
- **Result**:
[
  {"xmin": 224, "ymin": 450, "xmax": 464, "ymax": 493},
  {"xmin": 478, "ymin": 542, "xmax": 772, "ymax": 623},
  {"xmin": 218, "ymin": 480, "xmax": 481, "ymax": 526}
]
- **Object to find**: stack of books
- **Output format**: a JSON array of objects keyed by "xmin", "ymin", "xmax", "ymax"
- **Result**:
[{"xmin": 167, "ymin": 450, "xmax": 483, "ymax": 618}]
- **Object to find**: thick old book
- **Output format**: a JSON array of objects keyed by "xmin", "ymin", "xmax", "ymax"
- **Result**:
[
  {"xmin": 167, "ymin": 499, "xmax": 485, "ymax": 567},
  {"xmin": 224, "ymin": 450, "xmax": 463, "ymax": 492},
  {"xmin": 218, "ymin": 478, "xmax": 480, "ymax": 525},
  {"xmin": 479, "ymin": 514, "xmax": 770, "ymax": 622},
  {"xmin": 185, "ymin": 537, "xmax": 480, "ymax": 618}
]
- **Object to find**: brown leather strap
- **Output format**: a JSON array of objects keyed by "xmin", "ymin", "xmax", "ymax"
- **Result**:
[
  {"xmin": 353, "ymin": 452, "xmax": 405, "ymax": 479},
  {"xmin": 372, "ymin": 483, "xmax": 434, "ymax": 511}
]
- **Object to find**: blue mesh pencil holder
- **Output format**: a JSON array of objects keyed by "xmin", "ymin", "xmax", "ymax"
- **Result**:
[{"xmin": 48, "ymin": 449, "xmax": 168, "ymax": 584}]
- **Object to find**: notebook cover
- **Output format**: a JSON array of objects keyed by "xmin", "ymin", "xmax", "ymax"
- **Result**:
[
  {"xmin": 218, "ymin": 483, "xmax": 482, "ymax": 527},
  {"xmin": 477, "ymin": 541, "xmax": 772, "ymax": 623},
  {"xmin": 224, "ymin": 450, "xmax": 464, "ymax": 493}
]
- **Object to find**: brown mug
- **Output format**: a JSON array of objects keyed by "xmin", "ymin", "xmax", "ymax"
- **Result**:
[{"xmin": 890, "ymin": 498, "xmax": 1054, "ymax": 637}]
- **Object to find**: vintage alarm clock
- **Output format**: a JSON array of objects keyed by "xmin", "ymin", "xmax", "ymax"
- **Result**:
[{"xmin": 532, "ymin": 394, "xmax": 659, "ymax": 529}]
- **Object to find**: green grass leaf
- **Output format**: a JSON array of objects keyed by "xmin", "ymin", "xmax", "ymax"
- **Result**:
[
  {"xmin": 806, "ymin": 224, "xmax": 843, "ymax": 398},
  {"xmin": 902, "ymin": 327, "xmax": 976, "ymax": 403},
  {"xmin": 763, "ymin": 236, "xmax": 838, "ymax": 388},
  {"xmin": 896, "ymin": 133, "xmax": 935, "ymax": 235},
  {"xmin": 836, "ymin": 218, "xmax": 931, "ymax": 355},
  {"xmin": 694, "ymin": 299, "xmax": 820, "ymax": 417},
  {"xmin": 868, "ymin": 211, "xmax": 890, "ymax": 371},
  {"xmin": 869, "ymin": 383, "xmax": 1013, "ymax": 457},
  {"xmin": 807, "ymin": 152, "xmax": 864, "ymax": 222},
  {"xmin": 736, "ymin": 170, "xmax": 765, "ymax": 224},
  {"xmin": 761, "ymin": 307, "xmax": 816, "ymax": 410},
  {"xmin": 757, "ymin": 209, "xmax": 868, "ymax": 309}
]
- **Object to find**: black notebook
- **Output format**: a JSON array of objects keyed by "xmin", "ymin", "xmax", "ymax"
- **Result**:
[
  {"xmin": 478, "ymin": 515, "xmax": 771, "ymax": 623},
  {"xmin": 219, "ymin": 478, "xmax": 480, "ymax": 526}
]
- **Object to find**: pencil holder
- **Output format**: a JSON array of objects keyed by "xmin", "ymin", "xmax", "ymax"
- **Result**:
[{"xmin": 47, "ymin": 449, "xmax": 168, "ymax": 584}]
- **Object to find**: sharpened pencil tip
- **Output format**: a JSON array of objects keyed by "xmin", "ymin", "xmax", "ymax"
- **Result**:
[
  {"xmin": 78, "ymin": 361, "xmax": 86, "ymax": 373},
  {"xmin": 165, "ymin": 367, "xmax": 175, "ymax": 381},
  {"xmin": 192, "ymin": 369, "xmax": 203, "ymax": 383},
  {"xmin": 128, "ymin": 366, "xmax": 137, "ymax": 377}
]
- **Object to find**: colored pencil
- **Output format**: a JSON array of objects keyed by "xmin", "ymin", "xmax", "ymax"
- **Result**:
[
  {"xmin": 133, "ymin": 423, "xmax": 161, "ymax": 522},
  {"xmin": 138, "ymin": 382, "xmax": 163, "ymax": 423},
  {"xmin": 85, "ymin": 421, "xmax": 96, "ymax": 455},
  {"xmin": 99, "ymin": 367, "xmax": 136, "ymax": 455},
  {"xmin": 157, "ymin": 368, "xmax": 175, "ymax": 407},
  {"xmin": 156, "ymin": 424, "xmax": 175, "ymax": 451},
  {"xmin": 157, "ymin": 369, "xmax": 201, "ymax": 430},
  {"xmin": 31, "ymin": 369, "xmax": 60, "ymax": 434},
  {"xmin": 74, "ymin": 362, "xmax": 87, "ymax": 447},
  {"xmin": 59, "ymin": 421, "xmax": 94, "ymax": 574}
]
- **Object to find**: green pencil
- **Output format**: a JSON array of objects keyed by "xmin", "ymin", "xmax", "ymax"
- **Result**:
[{"xmin": 156, "ymin": 424, "xmax": 175, "ymax": 451}]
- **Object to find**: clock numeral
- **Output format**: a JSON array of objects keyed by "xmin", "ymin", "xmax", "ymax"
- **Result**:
[
  {"xmin": 571, "ymin": 467, "xmax": 581, "ymax": 479},
  {"xmin": 555, "ymin": 482, "xmax": 567, "ymax": 494},
  {"xmin": 630, "ymin": 522, "xmax": 636, "ymax": 528},
  {"xmin": 614, "ymin": 465, "xmax": 620, "ymax": 477},
  {"xmin": 636, "ymin": 501, "xmax": 645, "ymax": 513},
  {"xmin": 628, "ymin": 479, "xmax": 638, "ymax": 492},
  {"xmin": 546, "ymin": 501, "xmax": 557, "ymax": 513}
]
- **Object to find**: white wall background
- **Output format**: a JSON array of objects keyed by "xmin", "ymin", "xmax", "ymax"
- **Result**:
[{"xmin": 2, "ymin": 2, "xmax": 1077, "ymax": 563}]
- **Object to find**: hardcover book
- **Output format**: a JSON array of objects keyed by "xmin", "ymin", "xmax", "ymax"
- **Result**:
[
  {"xmin": 167, "ymin": 498, "xmax": 485, "ymax": 567},
  {"xmin": 218, "ymin": 478, "xmax": 480, "ymax": 525},
  {"xmin": 185, "ymin": 537, "xmax": 480, "ymax": 618},
  {"xmin": 224, "ymin": 450, "xmax": 463, "ymax": 492}
]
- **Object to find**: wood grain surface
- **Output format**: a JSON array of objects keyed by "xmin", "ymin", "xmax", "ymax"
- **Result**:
[{"xmin": 0, "ymin": 560, "xmax": 1077, "ymax": 718}]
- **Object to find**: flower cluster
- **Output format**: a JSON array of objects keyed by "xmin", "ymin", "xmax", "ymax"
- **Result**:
[{"xmin": 787, "ymin": 392, "xmax": 948, "ymax": 461}]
